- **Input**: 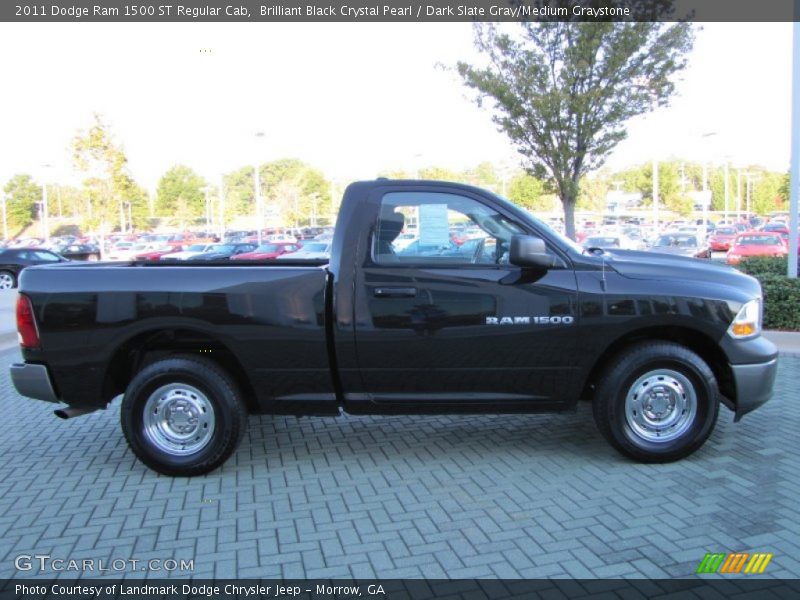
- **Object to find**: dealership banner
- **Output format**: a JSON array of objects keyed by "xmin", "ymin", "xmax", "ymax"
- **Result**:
[
  {"xmin": 2, "ymin": 0, "xmax": 800, "ymax": 22},
  {"xmin": 3, "ymin": 579, "xmax": 800, "ymax": 600}
]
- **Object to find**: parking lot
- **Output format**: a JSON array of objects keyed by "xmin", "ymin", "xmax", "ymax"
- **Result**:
[{"xmin": 0, "ymin": 341, "xmax": 799, "ymax": 580}]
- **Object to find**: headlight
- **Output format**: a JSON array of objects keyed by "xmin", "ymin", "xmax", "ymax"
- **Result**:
[{"xmin": 728, "ymin": 298, "xmax": 761, "ymax": 338}]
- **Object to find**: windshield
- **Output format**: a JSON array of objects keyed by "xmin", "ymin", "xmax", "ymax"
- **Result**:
[
  {"xmin": 531, "ymin": 215, "xmax": 583, "ymax": 253},
  {"xmin": 255, "ymin": 244, "xmax": 280, "ymax": 253},
  {"xmin": 736, "ymin": 235, "xmax": 781, "ymax": 246},
  {"xmin": 655, "ymin": 235, "xmax": 697, "ymax": 248},
  {"xmin": 209, "ymin": 244, "xmax": 235, "ymax": 253},
  {"xmin": 301, "ymin": 243, "xmax": 328, "ymax": 252},
  {"xmin": 716, "ymin": 227, "xmax": 736, "ymax": 235}
]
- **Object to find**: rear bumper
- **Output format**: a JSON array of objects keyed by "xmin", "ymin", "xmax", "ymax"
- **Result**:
[
  {"xmin": 731, "ymin": 358, "xmax": 778, "ymax": 421},
  {"xmin": 10, "ymin": 363, "xmax": 59, "ymax": 403}
]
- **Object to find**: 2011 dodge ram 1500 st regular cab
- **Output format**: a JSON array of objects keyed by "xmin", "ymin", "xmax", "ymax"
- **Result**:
[{"xmin": 10, "ymin": 180, "xmax": 779, "ymax": 476}]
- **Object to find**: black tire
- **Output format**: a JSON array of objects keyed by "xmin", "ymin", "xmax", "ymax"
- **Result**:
[
  {"xmin": 0, "ymin": 270, "xmax": 16, "ymax": 290},
  {"xmin": 592, "ymin": 341, "xmax": 719, "ymax": 463},
  {"xmin": 121, "ymin": 355, "xmax": 248, "ymax": 476}
]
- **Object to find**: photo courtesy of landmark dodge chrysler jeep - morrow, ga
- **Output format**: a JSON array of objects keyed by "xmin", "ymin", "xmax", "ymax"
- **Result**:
[{"xmin": 10, "ymin": 180, "xmax": 778, "ymax": 476}]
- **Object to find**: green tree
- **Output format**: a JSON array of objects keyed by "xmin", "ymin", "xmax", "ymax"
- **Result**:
[
  {"xmin": 456, "ymin": 18, "xmax": 694, "ymax": 238},
  {"xmin": 155, "ymin": 165, "xmax": 206, "ymax": 227},
  {"xmin": 3, "ymin": 174, "xmax": 41, "ymax": 236},
  {"xmin": 508, "ymin": 172, "xmax": 550, "ymax": 211},
  {"xmin": 259, "ymin": 159, "xmax": 332, "ymax": 227},
  {"xmin": 222, "ymin": 166, "xmax": 255, "ymax": 222},
  {"xmin": 72, "ymin": 114, "xmax": 147, "ymax": 234},
  {"xmin": 577, "ymin": 175, "xmax": 609, "ymax": 212},
  {"xmin": 463, "ymin": 162, "xmax": 499, "ymax": 189}
]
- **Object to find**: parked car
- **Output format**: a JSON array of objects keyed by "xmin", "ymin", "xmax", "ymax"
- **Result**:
[
  {"xmin": 231, "ymin": 242, "xmax": 301, "ymax": 261},
  {"xmin": 648, "ymin": 233, "xmax": 711, "ymax": 259},
  {"xmin": 276, "ymin": 241, "xmax": 332, "ymax": 260},
  {"xmin": 0, "ymin": 247, "xmax": 66, "ymax": 289},
  {"xmin": 186, "ymin": 243, "xmax": 256, "ymax": 261},
  {"xmin": 726, "ymin": 233, "xmax": 788, "ymax": 265},
  {"xmin": 134, "ymin": 245, "xmax": 184, "ymax": 261},
  {"xmin": 106, "ymin": 242, "xmax": 160, "ymax": 261},
  {"xmin": 761, "ymin": 223, "xmax": 790, "ymax": 244},
  {"xmin": 160, "ymin": 243, "xmax": 216, "ymax": 260},
  {"xmin": 10, "ymin": 179, "xmax": 777, "ymax": 476},
  {"xmin": 583, "ymin": 234, "xmax": 639, "ymax": 251},
  {"xmin": 53, "ymin": 243, "xmax": 101, "ymax": 261},
  {"xmin": 709, "ymin": 226, "xmax": 739, "ymax": 252}
]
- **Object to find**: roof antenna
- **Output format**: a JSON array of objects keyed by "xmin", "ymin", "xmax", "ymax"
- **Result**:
[{"xmin": 600, "ymin": 253, "xmax": 607, "ymax": 291}]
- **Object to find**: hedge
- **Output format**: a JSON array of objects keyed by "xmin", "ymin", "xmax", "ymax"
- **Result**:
[{"xmin": 735, "ymin": 257, "xmax": 800, "ymax": 331}]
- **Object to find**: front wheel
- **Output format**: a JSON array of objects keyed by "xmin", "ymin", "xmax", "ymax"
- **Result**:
[
  {"xmin": 121, "ymin": 355, "xmax": 248, "ymax": 476},
  {"xmin": 593, "ymin": 342, "xmax": 719, "ymax": 463}
]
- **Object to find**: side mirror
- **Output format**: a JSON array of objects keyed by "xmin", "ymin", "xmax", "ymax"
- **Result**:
[{"xmin": 509, "ymin": 235, "xmax": 552, "ymax": 269}]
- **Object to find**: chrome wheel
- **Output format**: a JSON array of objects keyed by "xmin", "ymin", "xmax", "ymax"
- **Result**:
[
  {"xmin": 142, "ymin": 383, "xmax": 215, "ymax": 456},
  {"xmin": 624, "ymin": 369, "xmax": 697, "ymax": 443},
  {"xmin": 0, "ymin": 272, "xmax": 14, "ymax": 289}
]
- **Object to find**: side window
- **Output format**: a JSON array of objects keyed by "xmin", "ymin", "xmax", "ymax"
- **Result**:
[
  {"xmin": 373, "ymin": 191, "xmax": 525, "ymax": 266},
  {"xmin": 32, "ymin": 251, "xmax": 60, "ymax": 262}
]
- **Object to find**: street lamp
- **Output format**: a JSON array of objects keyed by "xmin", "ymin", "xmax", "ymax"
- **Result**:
[
  {"xmin": 0, "ymin": 192, "xmax": 7, "ymax": 242},
  {"xmin": 254, "ymin": 131, "xmax": 265, "ymax": 245},
  {"xmin": 40, "ymin": 164, "xmax": 53, "ymax": 243},
  {"xmin": 652, "ymin": 158, "xmax": 659, "ymax": 232},
  {"xmin": 201, "ymin": 186, "xmax": 212, "ymax": 232}
]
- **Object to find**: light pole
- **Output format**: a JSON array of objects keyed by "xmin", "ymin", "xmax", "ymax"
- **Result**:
[
  {"xmin": 201, "ymin": 186, "xmax": 212, "ymax": 232},
  {"xmin": 698, "ymin": 133, "xmax": 717, "ymax": 239},
  {"xmin": 0, "ymin": 192, "xmax": 7, "ymax": 241},
  {"xmin": 218, "ymin": 177, "xmax": 225, "ymax": 241},
  {"xmin": 652, "ymin": 158, "xmax": 659, "ymax": 232},
  {"xmin": 39, "ymin": 163, "xmax": 55, "ymax": 243},
  {"xmin": 254, "ymin": 131, "xmax": 265, "ymax": 245},
  {"xmin": 724, "ymin": 161, "xmax": 730, "ymax": 222}
]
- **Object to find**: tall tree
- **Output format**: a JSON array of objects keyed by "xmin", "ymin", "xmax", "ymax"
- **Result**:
[
  {"xmin": 508, "ymin": 172, "xmax": 550, "ymax": 211},
  {"xmin": 72, "ymin": 114, "xmax": 146, "ymax": 234},
  {"xmin": 155, "ymin": 165, "xmax": 206, "ymax": 228},
  {"xmin": 260, "ymin": 159, "xmax": 331, "ymax": 227},
  {"xmin": 456, "ymin": 19, "xmax": 694, "ymax": 238},
  {"xmin": 2, "ymin": 174, "xmax": 41, "ymax": 236}
]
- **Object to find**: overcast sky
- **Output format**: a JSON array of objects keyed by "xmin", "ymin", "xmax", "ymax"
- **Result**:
[{"xmin": 0, "ymin": 22, "xmax": 793, "ymax": 191}]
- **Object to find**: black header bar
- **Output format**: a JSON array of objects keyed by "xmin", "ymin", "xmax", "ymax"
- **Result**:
[{"xmin": 2, "ymin": 0, "xmax": 800, "ymax": 22}]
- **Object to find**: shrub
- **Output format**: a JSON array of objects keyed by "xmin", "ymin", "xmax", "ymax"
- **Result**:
[
  {"xmin": 738, "ymin": 256, "xmax": 789, "ymax": 278},
  {"xmin": 757, "ymin": 274, "xmax": 800, "ymax": 331}
]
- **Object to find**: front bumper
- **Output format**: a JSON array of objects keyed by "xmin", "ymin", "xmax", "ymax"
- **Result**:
[
  {"xmin": 730, "ymin": 357, "xmax": 778, "ymax": 421},
  {"xmin": 10, "ymin": 363, "xmax": 59, "ymax": 403}
]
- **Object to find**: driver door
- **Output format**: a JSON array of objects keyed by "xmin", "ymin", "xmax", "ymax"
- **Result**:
[{"xmin": 352, "ymin": 188, "xmax": 579, "ymax": 411}]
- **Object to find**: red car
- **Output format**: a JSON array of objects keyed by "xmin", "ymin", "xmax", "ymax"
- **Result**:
[
  {"xmin": 230, "ymin": 242, "xmax": 301, "ymax": 260},
  {"xmin": 709, "ymin": 226, "xmax": 738, "ymax": 252},
  {"xmin": 135, "ymin": 245, "xmax": 184, "ymax": 261},
  {"xmin": 726, "ymin": 232, "xmax": 788, "ymax": 266}
]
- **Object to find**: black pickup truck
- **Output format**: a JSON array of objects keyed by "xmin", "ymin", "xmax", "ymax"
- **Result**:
[{"xmin": 11, "ymin": 180, "xmax": 778, "ymax": 476}]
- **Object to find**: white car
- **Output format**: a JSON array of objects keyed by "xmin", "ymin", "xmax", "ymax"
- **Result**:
[
  {"xmin": 106, "ymin": 242, "xmax": 159, "ymax": 261},
  {"xmin": 276, "ymin": 242, "xmax": 331, "ymax": 260},
  {"xmin": 266, "ymin": 234, "xmax": 298, "ymax": 243},
  {"xmin": 160, "ymin": 243, "xmax": 216, "ymax": 260}
]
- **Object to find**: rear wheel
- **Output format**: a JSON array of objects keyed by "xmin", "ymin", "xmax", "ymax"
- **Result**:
[
  {"xmin": 121, "ymin": 355, "xmax": 248, "ymax": 476},
  {"xmin": 0, "ymin": 271, "xmax": 16, "ymax": 289},
  {"xmin": 593, "ymin": 342, "xmax": 719, "ymax": 462}
]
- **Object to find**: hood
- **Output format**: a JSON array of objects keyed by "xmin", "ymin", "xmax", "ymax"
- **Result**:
[
  {"xmin": 647, "ymin": 246, "xmax": 699, "ymax": 258},
  {"xmin": 190, "ymin": 252, "xmax": 231, "ymax": 260},
  {"xmin": 599, "ymin": 249, "xmax": 761, "ymax": 295}
]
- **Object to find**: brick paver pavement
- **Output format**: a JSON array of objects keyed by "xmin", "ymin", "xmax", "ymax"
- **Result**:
[{"xmin": 0, "ymin": 348, "xmax": 798, "ymax": 580}]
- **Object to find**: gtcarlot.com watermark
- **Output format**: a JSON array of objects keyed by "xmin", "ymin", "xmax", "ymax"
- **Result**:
[{"xmin": 15, "ymin": 554, "xmax": 194, "ymax": 573}]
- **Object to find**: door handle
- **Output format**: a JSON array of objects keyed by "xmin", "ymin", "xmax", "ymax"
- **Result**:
[{"xmin": 373, "ymin": 287, "xmax": 417, "ymax": 298}]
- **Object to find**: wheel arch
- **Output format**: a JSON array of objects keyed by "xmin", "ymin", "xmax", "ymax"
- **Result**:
[
  {"xmin": 580, "ymin": 326, "xmax": 734, "ymax": 409},
  {"xmin": 102, "ymin": 327, "xmax": 258, "ymax": 412}
]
